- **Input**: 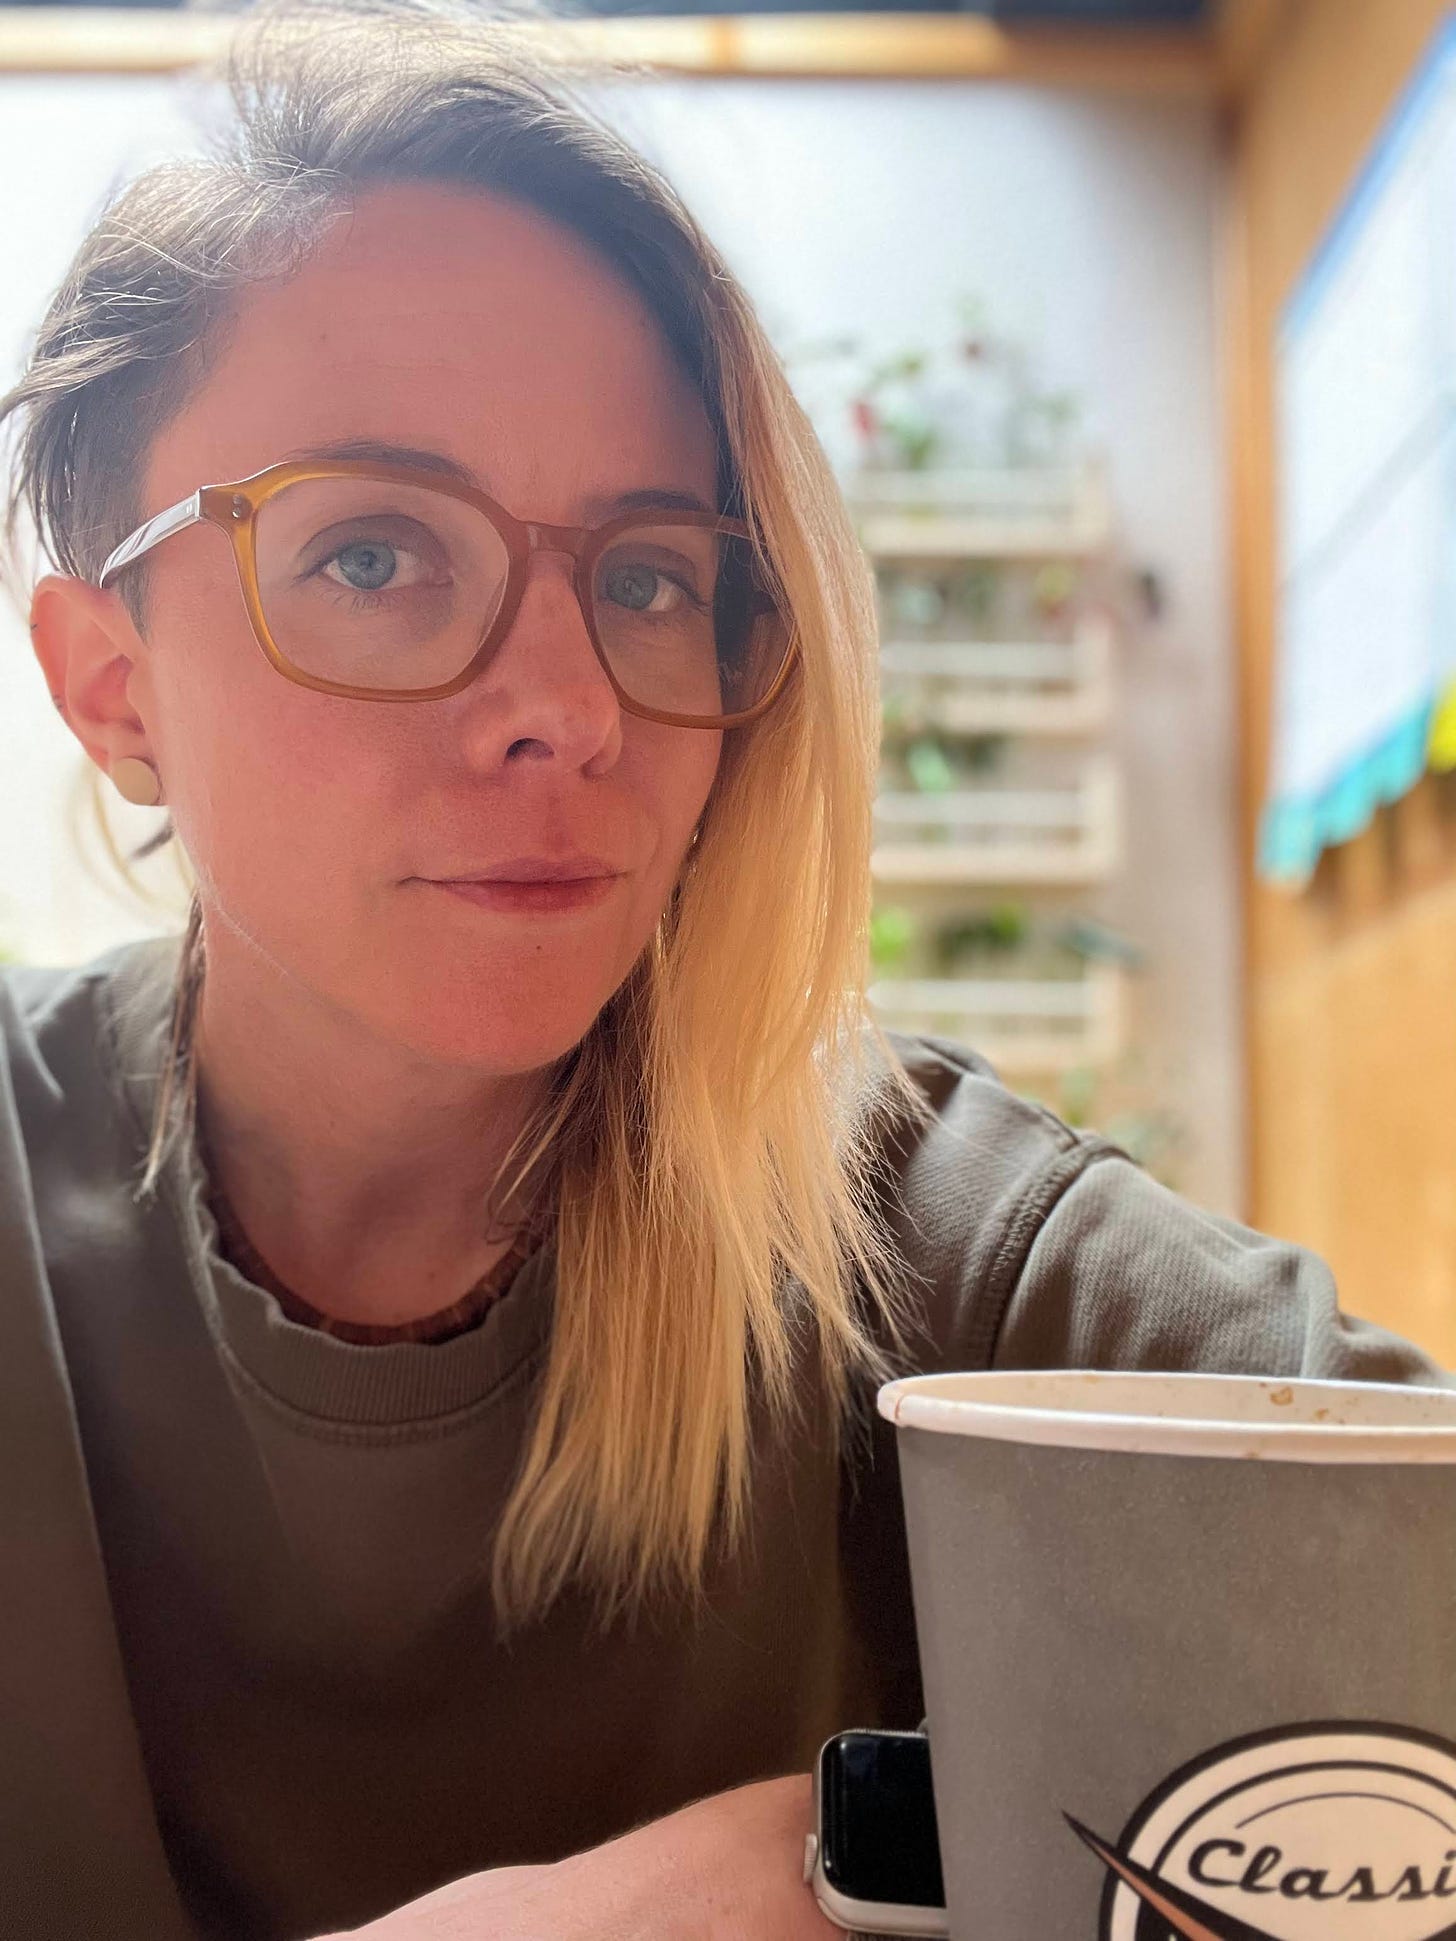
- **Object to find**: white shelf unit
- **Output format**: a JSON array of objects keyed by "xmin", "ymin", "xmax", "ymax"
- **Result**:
[
  {"xmin": 870, "ymin": 963, "xmax": 1123, "ymax": 1078},
  {"xmin": 851, "ymin": 456, "xmax": 1113, "ymax": 560},
  {"xmin": 873, "ymin": 753, "xmax": 1121, "ymax": 887},
  {"xmin": 879, "ymin": 612, "xmax": 1113, "ymax": 739},
  {"xmin": 854, "ymin": 456, "xmax": 1127, "ymax": 1078}
]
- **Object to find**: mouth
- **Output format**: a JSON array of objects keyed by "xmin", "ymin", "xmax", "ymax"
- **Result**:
[{"xmin": 420, "ymin": 875, "xmax": 622, "ymax": 915}]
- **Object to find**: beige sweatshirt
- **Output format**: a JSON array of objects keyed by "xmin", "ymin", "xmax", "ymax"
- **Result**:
[{"xmin": 0, "ymin": 933, "xmax": 1445, "ymax": 1939}]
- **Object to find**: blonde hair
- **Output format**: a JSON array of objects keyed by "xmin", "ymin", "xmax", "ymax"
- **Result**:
[{"xmin": 0, "ymin": 0, "xmax": 939, "ymax": 1636}]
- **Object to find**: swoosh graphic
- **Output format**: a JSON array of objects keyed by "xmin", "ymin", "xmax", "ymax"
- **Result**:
[
  {"xmin": 1064, "ymin": 1815, "xmax": 1285, "ymax": 1941},
  {"xmin": 1065, "ymin": 1811, "xmax": 1456, "ymax": 1941}
]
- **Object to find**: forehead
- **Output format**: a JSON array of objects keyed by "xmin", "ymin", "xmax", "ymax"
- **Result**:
[{"xmin": 146, "ymin": 180, "xmax": 718, "ymax": 517}]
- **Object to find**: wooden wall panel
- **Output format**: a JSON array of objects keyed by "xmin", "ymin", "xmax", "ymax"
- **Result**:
[{"xmin": 1229, "ymin": 0, "xmax": 1456, "ymax": 1362}]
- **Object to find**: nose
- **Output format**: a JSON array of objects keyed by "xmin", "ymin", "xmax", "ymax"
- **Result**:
[
  {"xmin": 481, "ymin": 528, "xmax": 616, "ymax": 719},
  {"xmin": 523, "ymin": 519, "xmax": 585, "ymax": 558},
  {"xmin": 511, "ymin": 531, "xmax": 596, "ymax": 641}
]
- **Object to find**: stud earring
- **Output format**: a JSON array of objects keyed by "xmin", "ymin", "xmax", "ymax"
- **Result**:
[{"xmin": 111, "ymin": 757, "xmax": 164, "ymax": 808}]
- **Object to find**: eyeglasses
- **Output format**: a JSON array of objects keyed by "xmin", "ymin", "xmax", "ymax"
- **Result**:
[{"xmin": 96, "ymin": 457, "xmax": 800, "ymax": 729}]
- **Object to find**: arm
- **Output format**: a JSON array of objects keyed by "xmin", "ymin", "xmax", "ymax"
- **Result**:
[
  {"xmin": 311, "ymin": 1773, "xmax": 841, "ymax": 1940},
  {"xmin": 991, "ymin": 1146, "xmax": 1452, "ymax": 1386}
]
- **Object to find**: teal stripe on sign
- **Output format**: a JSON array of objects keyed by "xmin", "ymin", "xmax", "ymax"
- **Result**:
[{"xmin": 1258, "ymin": 703, "xmax": 1434, "ymax": 885}]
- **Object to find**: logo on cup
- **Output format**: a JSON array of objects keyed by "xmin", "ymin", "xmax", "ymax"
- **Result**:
[{"xmin": 1065, "ymin": 1722, "xmax": 1456, "ymax": 1939}]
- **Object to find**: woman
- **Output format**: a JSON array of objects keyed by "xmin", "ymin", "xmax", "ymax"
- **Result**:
[{"xmin": 0, "ymin": 1, "xmax": 1445, "ymax": 1936}]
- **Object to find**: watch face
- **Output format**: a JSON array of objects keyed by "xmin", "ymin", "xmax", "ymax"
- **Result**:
[{"xmin": 820, "ymin": 1731, "xmax": 946, "ymax": 1909}]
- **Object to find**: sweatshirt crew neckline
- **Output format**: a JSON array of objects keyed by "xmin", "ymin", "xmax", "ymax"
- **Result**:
[
  {"xmin": 96, "ymin": 932, "xmax": 557, "ymax": 1431},
  {"xmin": 195, "ymin": 1103, "xmax": 542, "ymax": 1348}
]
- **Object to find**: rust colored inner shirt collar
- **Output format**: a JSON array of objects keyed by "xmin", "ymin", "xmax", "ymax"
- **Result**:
[{"xmin": 196, "ymin": 1118, "xmax": 537, "ymax": 1347}]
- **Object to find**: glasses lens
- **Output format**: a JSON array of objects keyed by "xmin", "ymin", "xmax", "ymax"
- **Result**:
[
  {"xmin": 254, "ymin": 483, "xmax": 791, "ymax": 717},
  {"xmin": 590, "ymin": 521, "xmax": 791, "ymax": 720},
  {"xmin": 254, "ymin": 477, "xmax": 510, "ymax": 691}
]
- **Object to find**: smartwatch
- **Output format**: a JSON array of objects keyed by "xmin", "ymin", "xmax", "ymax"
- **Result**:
[{"xmin": 803, "ymin": 1723, "xmax": 949, "ymax": 1937}]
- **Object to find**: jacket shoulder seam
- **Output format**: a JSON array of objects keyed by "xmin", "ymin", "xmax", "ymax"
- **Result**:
[
  {"xmin": 968, "ymin": 1136, "xmax": 1129, "ymax": 1369},
  {"xmin": 882, "ymin": 1026, "xmax": 1098, "ymax": 1156}
]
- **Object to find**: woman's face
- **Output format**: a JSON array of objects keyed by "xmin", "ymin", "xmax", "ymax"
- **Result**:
[{"xmin": 119, "ymin": 181, "xmax": 724, "ymax": 1074}]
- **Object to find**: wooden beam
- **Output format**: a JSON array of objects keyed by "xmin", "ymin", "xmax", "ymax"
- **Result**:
[
  {"xmin": 1211, "ymin": 0, "xmax": 1292, "ymax": 107},
  {"xmin": 0, "ymin": 8, "xmax": 1217, "ymax": 92}
]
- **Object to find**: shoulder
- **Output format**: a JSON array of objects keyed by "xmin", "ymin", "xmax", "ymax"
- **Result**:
[
  {"xmin": 867, "ymin": 1028, "xmax": 1450, "ymax": 1387},
  {"xmin": 863, "ymin": 1027, "xmax": 1127, "ymax": 1370},
  {"xmin": 0, "ymin": 934, "xmax": 180, "ymax": 1147},
  {"xmin": 0, "ymin": 935, "xmax": 172, "ymax": 1038},
  {"xmin": 875, "ymin": 1027, "xmax": 1103, "ymax": 1190}
]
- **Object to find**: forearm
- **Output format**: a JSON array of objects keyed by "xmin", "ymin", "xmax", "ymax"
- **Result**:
[{"xmin": 311, "ymin": 1773, "xmax": 834, "ymax": 1941}]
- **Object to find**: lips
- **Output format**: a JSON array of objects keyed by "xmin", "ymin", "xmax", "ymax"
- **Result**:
[
  {"xmin": 423, "ymin": 875, "xmax": 620, "ymax": 916},
  {"xmin": 432, "ymin": 856, "xmax": 619, "ymax": 885}
]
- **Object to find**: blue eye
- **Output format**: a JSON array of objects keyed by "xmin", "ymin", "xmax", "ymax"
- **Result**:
[
  {"xmin": 329, "ymin": 540, "xmax": 397, "ymax": 593},
  {"xmin": 604, "ymin": 562, "xmax": 671, "ymax": 612}
]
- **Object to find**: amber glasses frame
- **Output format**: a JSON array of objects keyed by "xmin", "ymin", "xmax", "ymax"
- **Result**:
[{"xmin": 96, "ymin": 456, "xmax": 800, "ymax": 729}]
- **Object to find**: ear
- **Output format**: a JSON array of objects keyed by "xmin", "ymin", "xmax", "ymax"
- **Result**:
[{"xmin": 28, "ymin": 573, "xmax": 155, "ymax": 775}]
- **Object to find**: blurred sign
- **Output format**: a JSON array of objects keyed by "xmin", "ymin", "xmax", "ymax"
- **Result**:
[{"xmin": 1261, "ymin": 12, "xmax": 1456, "ymax": 885}]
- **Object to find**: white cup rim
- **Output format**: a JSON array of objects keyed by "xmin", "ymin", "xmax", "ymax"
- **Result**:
[{"xmin": 876, "ymin": 1369, "xmax": 1456, "ymax": 1463}]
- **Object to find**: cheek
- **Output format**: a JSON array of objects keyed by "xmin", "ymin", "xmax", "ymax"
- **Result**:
[
  {"xmin": 154, "ymin": 632, "xmax": 381, "ymax": 922},
  {"xmin": 652, "ymin": 727, "xmax": 722, "ymax": 852}
]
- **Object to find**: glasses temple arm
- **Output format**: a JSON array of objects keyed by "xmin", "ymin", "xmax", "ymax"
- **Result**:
[{"xmin": 97, "ymin": 489, "xmax": 205, "ymax": 589}]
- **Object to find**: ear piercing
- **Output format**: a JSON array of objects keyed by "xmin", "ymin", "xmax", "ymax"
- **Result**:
[{"xmin": 111, "ymin": 757, "xmax": 164, "ymax": 808}]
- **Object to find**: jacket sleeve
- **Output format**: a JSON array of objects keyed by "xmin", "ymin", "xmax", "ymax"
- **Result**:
[
  {"xmin": 991, "ymin": 1144, "xmax": 1453, "ymax": 1388},
  {"xmin": 0, "ymin": 965, "xmax": 196, "ymax": 1938}
]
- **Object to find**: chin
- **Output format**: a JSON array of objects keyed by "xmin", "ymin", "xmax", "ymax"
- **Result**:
[
  {"xmin": 367, "ymin": 913, "xmax": 641, "ymax": 1064},
  {"xmin": 383, "ymin": 988, "xmax": 609, "ymax": 1074}
]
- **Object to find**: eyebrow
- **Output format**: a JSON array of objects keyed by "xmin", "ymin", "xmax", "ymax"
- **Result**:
[{"xmin": 275, "ymin": 438, "xmax": 716, "ymax": 519}]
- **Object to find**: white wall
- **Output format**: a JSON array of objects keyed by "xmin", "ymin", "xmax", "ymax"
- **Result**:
[
  {"xmin": 0, "ymin": 70, "xmax": 1244, "ymax": 1213},
  {"xmin": 0, "ymin": 77, "xmax": 208, "ymax": 963},
  {"xmin": 592, "ymin": 79, "xmax": 1243, "ymax": 1215}
]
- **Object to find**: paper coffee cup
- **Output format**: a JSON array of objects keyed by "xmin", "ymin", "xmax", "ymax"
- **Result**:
[{"xmin": 877, "ymin": 1369, "xmax": 1456, "ymax": 1940}]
